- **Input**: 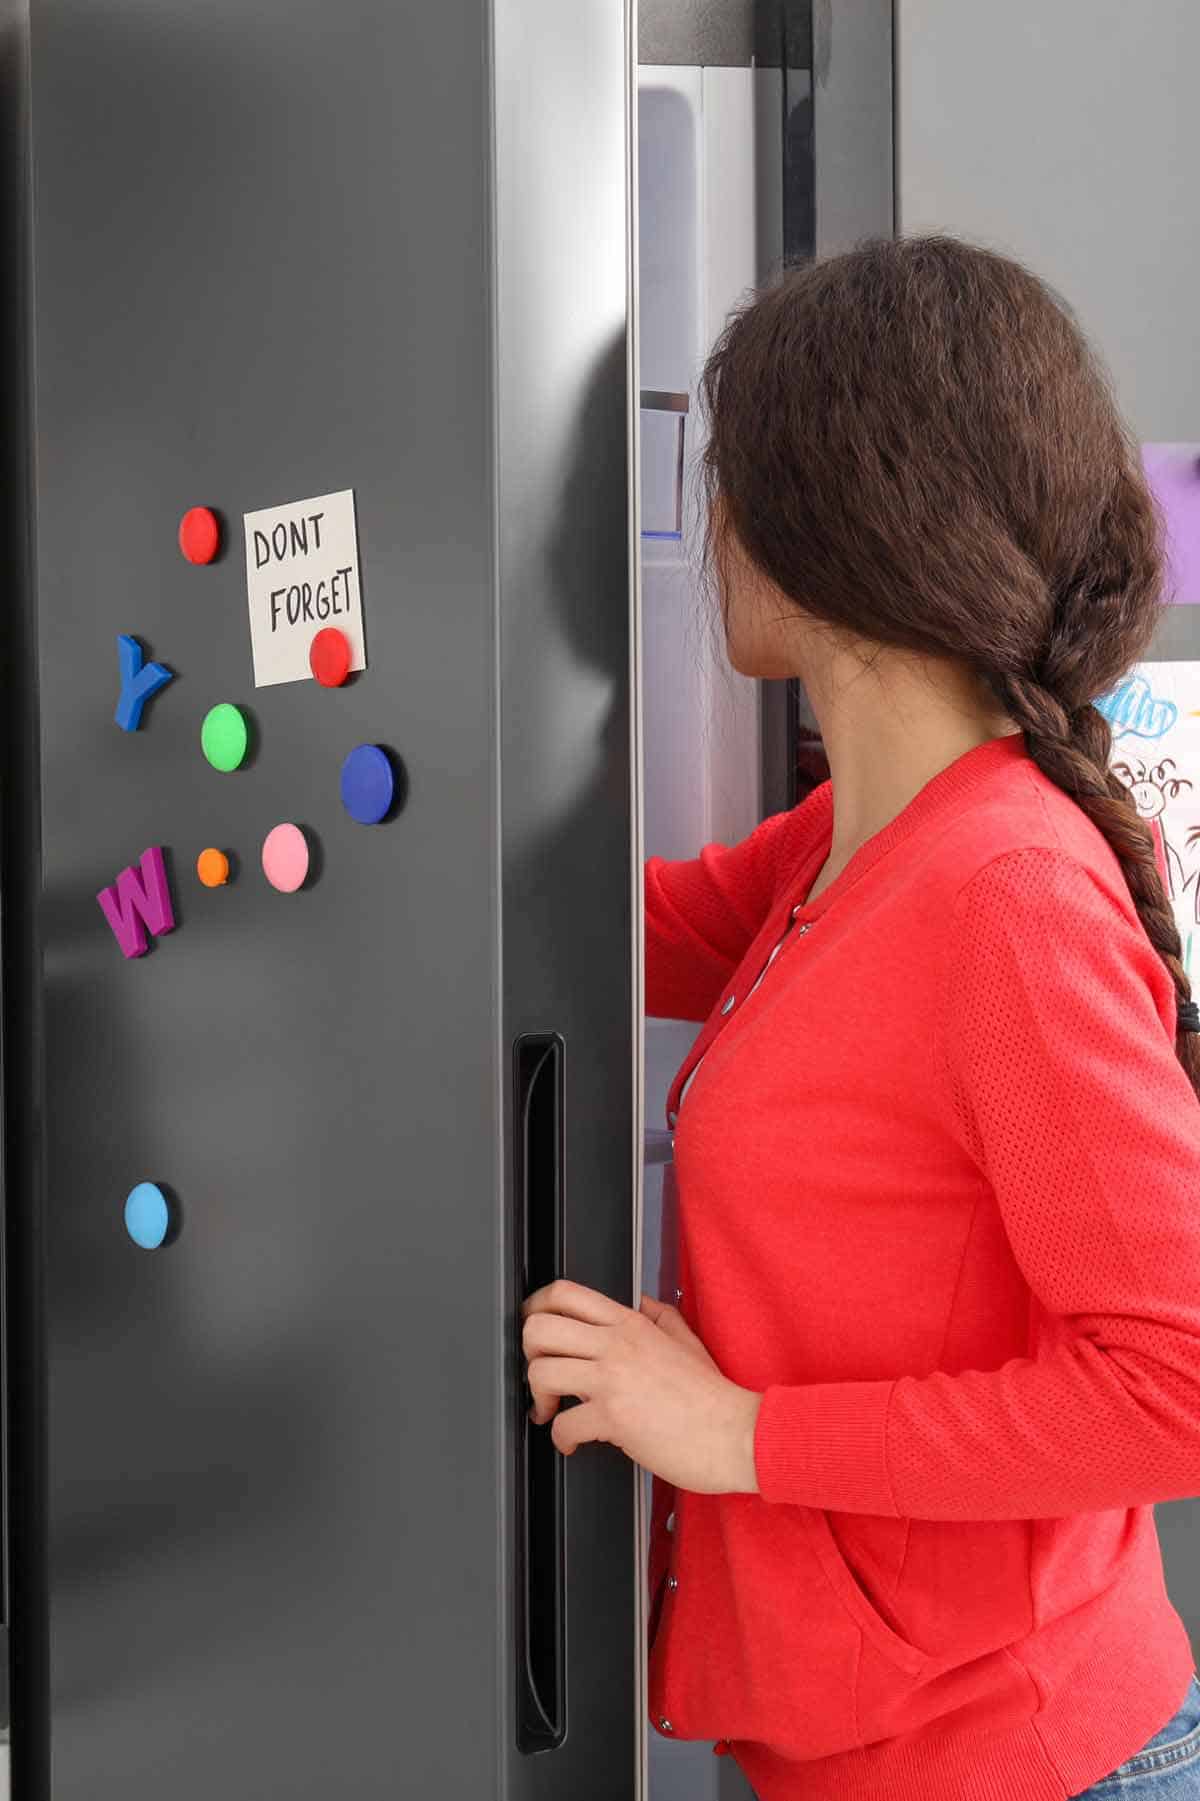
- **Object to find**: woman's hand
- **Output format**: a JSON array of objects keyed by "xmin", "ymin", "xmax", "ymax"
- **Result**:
[{"xmin": 521, "ymin": 1279, "xmax": 762, "ymax": 1495}]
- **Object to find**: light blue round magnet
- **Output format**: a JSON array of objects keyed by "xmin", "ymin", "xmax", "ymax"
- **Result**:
[{"xmin": 124, "ymin": 1181, "xmax": 170, "ymax": 1249}]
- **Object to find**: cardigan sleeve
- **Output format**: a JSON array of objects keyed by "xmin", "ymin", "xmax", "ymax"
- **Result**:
[
  {"xmin": 644, "ymin": 806, "xmax": 806, "ymax": 1023},
  {"xmin": 752, "ymin": 846, "xmax": 1200, "ymax": 1520}
]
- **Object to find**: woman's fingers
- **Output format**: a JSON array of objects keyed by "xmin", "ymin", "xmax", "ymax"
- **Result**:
[
  {"xmin": 527, "ymin": 1355, "xmax": 595, "ymax": 1423},
  {"xmin": 550, "ymin": 1401, "xmax": 604, "ymax": 1456},
  {"xmin": 522, "ymin": 1312, "xmax": 607, "ymax": 1362},
  {"xmin": 521, "ymin": 1286, "xmax": 622, "ymax": 1428},
  {"xmin": 522, "ymin": 1278, "xmax": 627, "ymax": 1327},
  {"xmin": 640, "ymin": 1294, "xmax": 689, "ymax": 1335},
  {"xmin": 640, "ymin": 1294, "xmax": 719, "ymax": 1368},
  {"xmin": 521, "ymin": 1290, "xmax": 757, "ymax": 1491}
]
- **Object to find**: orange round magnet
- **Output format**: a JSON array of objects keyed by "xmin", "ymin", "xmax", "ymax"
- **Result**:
[{"xmin": 196, "ymin": 848, "xmax": 230, "ymax": 888}]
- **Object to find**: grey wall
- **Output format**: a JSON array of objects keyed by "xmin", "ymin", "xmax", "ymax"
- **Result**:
[{"xmin": 897, "ymin": 0, "xmax": 1200, "ymax": 441}]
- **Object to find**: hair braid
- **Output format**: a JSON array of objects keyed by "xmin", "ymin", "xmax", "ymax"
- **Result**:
[
  {"xmin": 701, "ymin": 236, "xmax": 1200, "ymax": 1095},
  {"xmin": 992, "ymin": 672, "xmax": 1200, "ymax": 1088}
]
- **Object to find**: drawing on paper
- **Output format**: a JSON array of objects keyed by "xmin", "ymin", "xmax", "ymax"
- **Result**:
[{"xmin": 1100, "ymin": 661, "xmax": 1200, "ymax": 980}]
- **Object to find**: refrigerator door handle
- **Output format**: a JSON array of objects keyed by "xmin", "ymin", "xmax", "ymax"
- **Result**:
[{"xmin": 513, "ymin": 1034, "xmax": 567, "ymax": 1753}]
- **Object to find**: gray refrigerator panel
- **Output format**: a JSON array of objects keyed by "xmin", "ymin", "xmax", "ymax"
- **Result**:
[
  {"xmin": 1, "ymin": 0, "xmax": 36, "ymax": 1748},
  {"xmin": 494, "ymin": 2, "xmax": 641, "ymax": 1796},
  {"xmin": 18, "ymin": 2, "xmax": 637, "ymax": 1798}
]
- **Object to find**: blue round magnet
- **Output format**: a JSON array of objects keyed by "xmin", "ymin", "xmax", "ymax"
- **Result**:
[
  {"xmin": 124, "ymin": 1181, "xmax": 170, "ymax": 1250},
  {"xmin": 340, "ymin": 744, "xmax": 394, "ymax": 825}
]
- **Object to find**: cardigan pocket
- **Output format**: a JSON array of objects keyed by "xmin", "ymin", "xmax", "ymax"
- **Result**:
[
  {"xmin": 800, "ymin": 1507, "xmax": 929, "ymax": 1682},
  {"xmin": 649, "ymin": 1495, "xmax": 865, "ymax": 1756}
]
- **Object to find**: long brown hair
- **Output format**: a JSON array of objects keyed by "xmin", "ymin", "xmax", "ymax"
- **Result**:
[{"xmin": 700, "ymin": 234, "xmax": 1200, "ymax": 1094}]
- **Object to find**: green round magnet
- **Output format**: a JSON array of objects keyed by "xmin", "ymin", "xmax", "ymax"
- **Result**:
[{"xmin": 201, "ymin": 703, "xmax": 248, "ymax": 773}]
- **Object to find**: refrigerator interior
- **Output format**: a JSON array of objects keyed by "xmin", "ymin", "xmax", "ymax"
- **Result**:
[{"xmin": 638, "ymin": 59, "xmax": 778, "ymax": 1801}]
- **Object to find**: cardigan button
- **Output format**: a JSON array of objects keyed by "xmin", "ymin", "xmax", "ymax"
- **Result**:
[
  {"xmin": 665, "ymin": 1511, "xmax": 676, "ymax": 1533},
  {"xmin": 666, "ymin": 1109, "xmax": 678, "ymax": 1128},
  {"xmin": 673, "ymin": 1287, "xmax": 684, "ymax": 1304},
  {"xmin": 666, "ymin": 1574, "xmax": 678, "ymax": 1590},
  {"xmin": 720, "ymin": 993, "xmax": 735, "ymax": 1015},
  {"xmin": 659, "ymin": 1718, "xmax": 674, "ymax": 1734}
]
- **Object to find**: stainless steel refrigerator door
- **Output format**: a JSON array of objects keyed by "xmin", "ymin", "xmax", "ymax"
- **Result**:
[{"xmin": 16, "ymin": 2, "xmax": 639, "ymax": 1797}]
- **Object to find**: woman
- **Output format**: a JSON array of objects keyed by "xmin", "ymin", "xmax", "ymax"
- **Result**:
[{"xmin": 521, "ymin": 236, "xmax": 1200, "ymax": 1798}]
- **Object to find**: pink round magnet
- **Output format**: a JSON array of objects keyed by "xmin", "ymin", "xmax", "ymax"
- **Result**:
[{"xmin": 261, "ymin": 824, "xmax": 309, "ymax": 893}]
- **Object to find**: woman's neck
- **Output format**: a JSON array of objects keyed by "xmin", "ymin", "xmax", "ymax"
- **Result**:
[{"xmin": 800, "ymin": 643, "xmax": 1017, "ymax": 903}]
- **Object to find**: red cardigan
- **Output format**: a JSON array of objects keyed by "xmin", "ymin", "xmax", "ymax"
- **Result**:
[{"xmin": 644, "ymin": 732, "xmax": 1200, "ymax": 1801}]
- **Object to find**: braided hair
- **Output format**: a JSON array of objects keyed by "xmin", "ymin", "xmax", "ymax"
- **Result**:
[{"xmin": 699, "ymin": 235, "xmax": 1199, "ymax": 1093}]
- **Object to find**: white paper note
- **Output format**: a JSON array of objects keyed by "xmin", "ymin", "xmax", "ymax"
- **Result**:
[
  {"xmin": 243, "ymin": 488, "xmax": 366, "ymax": 687},
  {"xmin": 1101, "ymin": 659, "xmax": 1200, "ymax": 982}
]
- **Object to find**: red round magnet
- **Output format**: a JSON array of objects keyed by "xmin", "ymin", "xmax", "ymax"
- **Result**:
[
  {"xmin": 179, "ymin": 506, "xmax": 221, "ymax": 566},
  {"xmin": 309, "ymin": 627, "xmax": 352, "ymax": 688}
]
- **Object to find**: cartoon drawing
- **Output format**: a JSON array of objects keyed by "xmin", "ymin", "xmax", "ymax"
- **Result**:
[
  {"xmin": 1187, "ymin": 827, "xmax": 1200, "ymax": 925},
  {"xmin": 1096, "ymin": 672, "xmax": 1178, "ymax": 741},
  {"xmin": 1104, "ymin": 663, "xmax": 1200, "ymax": 983},
  {"xmin": 1111, "ymin": 754, "xmax": 1192, "ymax": 900}
]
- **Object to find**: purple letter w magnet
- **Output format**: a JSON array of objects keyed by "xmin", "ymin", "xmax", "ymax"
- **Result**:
[{"xmin": 97, "ymin": 847, "xmax": 176, "ymax": 959}]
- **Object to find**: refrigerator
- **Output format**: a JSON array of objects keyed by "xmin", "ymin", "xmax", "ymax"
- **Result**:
[
  {"xmin": 3, "ymin": 1, "xmax": 642, "ymax": 1796},
  {"xmin": 23, "ymin": 6, "xmax": 1198, "ymax": 1801},
  {"xmin": 0, "ymin": 3, "xmax": 898, "ymax": 1797}
]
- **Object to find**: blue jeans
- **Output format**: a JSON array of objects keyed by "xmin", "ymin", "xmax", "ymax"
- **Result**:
[{"xmin": 1072, "ymin": 1675, "xmax": 1200, "ymax": 1797}]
